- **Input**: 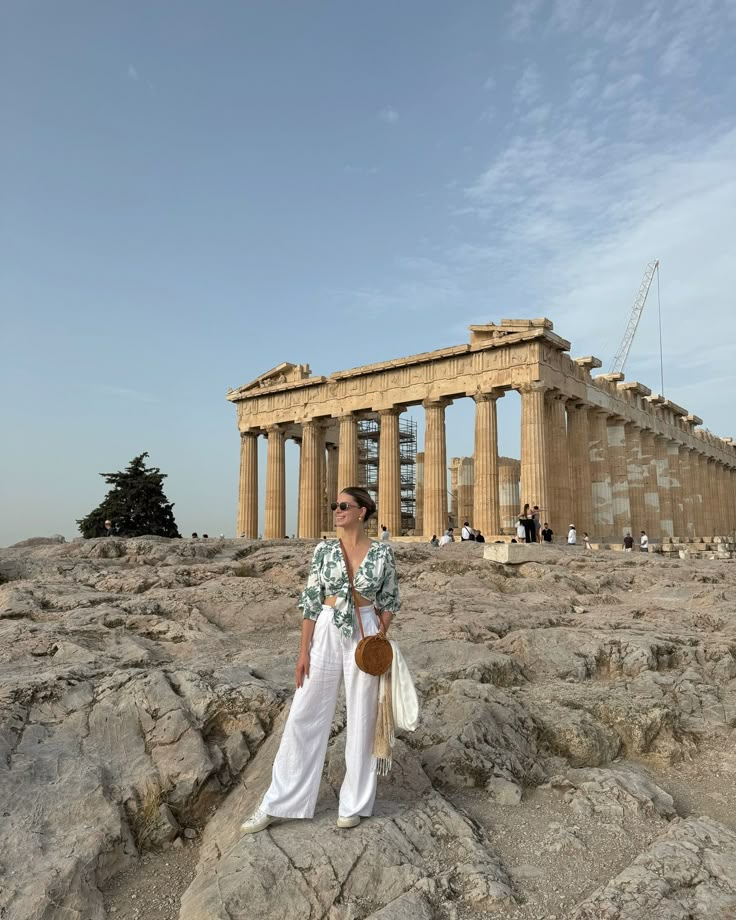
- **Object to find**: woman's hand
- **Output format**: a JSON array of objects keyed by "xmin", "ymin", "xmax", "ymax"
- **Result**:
[
  {"xmin": 378, "ymin": 610, "xmax": 393, "ymax": 634},
  {"xmin": 295, "ymin": 651, "xmax": 310, "ymax": 688}
]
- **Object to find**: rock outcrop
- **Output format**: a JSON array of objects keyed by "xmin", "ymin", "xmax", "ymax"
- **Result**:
[{"xmin": 1, "ymin": 537, "xmax": 735, "ymax": 919}]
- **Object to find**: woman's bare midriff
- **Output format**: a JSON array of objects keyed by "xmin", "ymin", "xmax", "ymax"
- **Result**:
[{"xmin": 324, "ymin": 594, "xmax": 372, "ymax": 608}]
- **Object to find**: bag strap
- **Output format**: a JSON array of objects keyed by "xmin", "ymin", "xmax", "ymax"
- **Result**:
[{"xmin": 339, "ymin": 539, "xmax": 376, "ymax": 641}]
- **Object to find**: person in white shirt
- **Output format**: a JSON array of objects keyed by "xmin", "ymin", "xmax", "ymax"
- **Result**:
[
  {"xmin": 380, "ymin": 525, "xmax": 391, "ymax": 542},
  {"xmin": 567, "ymin": 525, "xmax": 577, "ymax": 545},
  {"xmin": 640, "ymin": 531, "xmax": 649, "ymax": 552},
  {"xmin": 460, "ymin": 522, "xmax": 474, "ymax": 541},
  {"xmin": 516, "ymin": 519, "xmax": 526, "ymax": 541},
  {"xmin": 439, "ymin": 528, "xmax": 454, "ymax": 546}
]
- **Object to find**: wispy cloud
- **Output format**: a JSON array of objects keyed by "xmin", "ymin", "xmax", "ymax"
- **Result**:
[
  {"xmin": 514, "ymin": 63, "xmax": 541, "ymax": 105},
  {"xmin": 329, "ymin": 0, "xmax": 736, "ymax": 435},
  {"xmin": 127, "ymin": 64, "xmax": 139, "ymax": 81},
  {"xmin": 508, "ymin": 0, "xmax": 545, "ymax": 37},
  {"xmin": 378, "ymin": 106, "xmax": 399, "ymax": 124}
]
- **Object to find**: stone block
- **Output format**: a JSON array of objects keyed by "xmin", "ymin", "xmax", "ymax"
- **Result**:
[{"xmin": 483, "ymin": 542, "xmax": 547, "ymax": 564}]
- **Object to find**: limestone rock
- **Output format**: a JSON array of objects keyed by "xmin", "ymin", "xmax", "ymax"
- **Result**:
[
  {"xmin": 552, "ymin": 767, "xmax": 676, "ymax": 822},
  {"xmin": 573, "ymin": 816, "xmax": 736, "ymax": 919},
  {"xmin": 1, "ymin": 536, "xmax": 736, "ymax": 919}
]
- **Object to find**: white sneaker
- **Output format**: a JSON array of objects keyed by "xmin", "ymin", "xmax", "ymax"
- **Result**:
[
  {"xmin": 336, "ymin": 815, "xmax": 361, "ymax": 829},
  {"xmin": 240, "ymin": 806, "xmax": 272, "ymax": 834}
]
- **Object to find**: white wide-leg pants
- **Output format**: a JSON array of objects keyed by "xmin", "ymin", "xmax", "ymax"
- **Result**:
[{"xmin": 260, "ymin": 604, "xmax": 380, "ymax": 820}]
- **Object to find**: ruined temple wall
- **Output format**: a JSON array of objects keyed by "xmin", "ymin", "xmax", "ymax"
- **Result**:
[{"xmin": 230, "ymin": 319, "xmax": 736, "ymax": 541}]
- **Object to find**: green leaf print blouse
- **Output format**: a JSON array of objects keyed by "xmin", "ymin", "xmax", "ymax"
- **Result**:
[{"xmin": 298, "ymin": 539, "xmax": 401, "ymax": 639}]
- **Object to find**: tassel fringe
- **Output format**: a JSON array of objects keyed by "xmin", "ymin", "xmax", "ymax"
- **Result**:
[{"xmin": 372, "ymin": 669, "xmax": 395, "ymax": 775}]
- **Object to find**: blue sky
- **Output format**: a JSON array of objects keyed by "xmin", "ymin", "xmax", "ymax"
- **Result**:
[{"xmin": 2, "ymin": 0, "xmax": 735, "ymax": 544}]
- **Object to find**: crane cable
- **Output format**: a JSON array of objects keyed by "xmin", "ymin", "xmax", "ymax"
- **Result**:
[{"xmin": 657, "ymin": 264, "xmax": 664, "ymax": 397}]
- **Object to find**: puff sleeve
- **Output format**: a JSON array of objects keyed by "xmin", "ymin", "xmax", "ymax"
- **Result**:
[
  {"xmin": 374, "ymin": 545, "xmax": 401, "ymax": 615},
  {"xmin": 298, "ymin": 542, "xmax": 326, "ymax": 620}
]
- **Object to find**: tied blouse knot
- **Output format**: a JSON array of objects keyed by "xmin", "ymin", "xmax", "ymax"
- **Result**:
[{"xmin": 298, "ymin": 539, "xmax": 401, "ymax": 639}]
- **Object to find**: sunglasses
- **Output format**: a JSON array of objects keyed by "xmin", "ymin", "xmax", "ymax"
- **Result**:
[{"xmin": 330, "ymin": 501, "xmax": 360, "ymax": 512}]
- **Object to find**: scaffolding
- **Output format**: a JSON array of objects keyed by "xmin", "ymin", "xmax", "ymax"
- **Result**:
[{"xmin": 358, "ymin": 416, "xmax": 417, "ymax": 535}]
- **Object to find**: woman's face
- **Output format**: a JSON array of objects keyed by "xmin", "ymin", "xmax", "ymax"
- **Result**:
[{"xmin": 334, "ymin": 491, "xmax": 365, "ymax": 528}]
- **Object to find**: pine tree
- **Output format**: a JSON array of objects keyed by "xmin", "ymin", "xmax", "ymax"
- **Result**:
[{"xmin": 77, "ymin": 453, "xmax": 181, "ymax": 538}]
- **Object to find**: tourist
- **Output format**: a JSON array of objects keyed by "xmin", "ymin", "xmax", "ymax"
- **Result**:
[
  {"xmin": 380, "ymin": 525, "xmax": 391, "ymax": 542},
  {"xmin": 191, "ymin": 532, "xmax": 199, "ymax": 539},
  {"xmin": 475, "ymin": 531, "xmax": 486, "ymax": 544},
  {"xmin": 439, "ymin": 528, "xmax": 454, "ymax": 546},
  {"xmin": 460, "ymin": 521, "xmax": 475, "ymax": 541},
  {"xmin": 541, "ymin": 522, "xmax": 554, "ymax": 543},
  {"xmin": 103, "ymin": 519, "xmax": 114, "ymax": 537},
  {"xmin": 240, "ymin": 486, "xmax": 400, "ymax": 834},
  {"xmin": 623, "ymin": 533, "xmax": 634, "ymax": 552},
  {"xmin": 640, "ymin": 531, "xmax": 649, "ymax": 553},
  {"xmin": 583, "ymin": 532, "xmax": 593, "ymax": 552},
  {"xmin": 516, "ymin": 517, "xmax": 527, "ymax": 542},
  {"xmin": 430, "ymin": 534, "xmax": 440, "ymax": 547},
  {"xmin": 520, "ymin": 504, "xmax": 534, "ymax": 543},
  {"xmin": 567, "ymin": 524, "xmax": 577, "ymax": 545},
  {"xmin": 532, "ymin": 506, "xmax": 541, "ymax": 543}
]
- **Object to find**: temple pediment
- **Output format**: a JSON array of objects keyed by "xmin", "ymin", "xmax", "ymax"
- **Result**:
[{"xmin": 228, "ymin": 362, "xmax": 313, "ymax": 397}]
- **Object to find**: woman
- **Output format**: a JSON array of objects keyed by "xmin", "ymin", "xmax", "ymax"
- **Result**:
[
  {"xmin": 241, "ymin": 486, "xmax": 400, "ymax": 833},
  {"xmin": 520, "ymin": 503, "xmax": 534, "ymax": 544}
]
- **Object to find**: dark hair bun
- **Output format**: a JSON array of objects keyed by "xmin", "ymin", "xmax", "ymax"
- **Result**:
[{"xmin": 340, "ymin": 486, "xmax": 376, "ymax": 522}]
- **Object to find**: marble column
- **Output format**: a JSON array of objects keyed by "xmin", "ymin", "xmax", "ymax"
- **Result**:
[
  {"xmin": 684, "ymin": 447, "xmax": 700, "ymax": 539},
  {"xmin": 589, "ymin": 410, "xmax": 613, "ymax": 539},
  {"xmin": 723, "ymin": 462, "xmax": 735, "ymax": 537},
  {"xmin": 654, "ymin": 436, "xmax": 673, "ymax": 540},
  {"xmin": 705, "ymin": 455, "xmax": 717, "ymax": 536},
  {"xmin": 457, "ymin": 458, "xmax": 474, "ymax": 528},
  {"xmin": 519, "ymin": 383, "xmax": 550, "ymax": 522},
  {"xmin": 677, "ymin": 445, "xmax": 693, "ymax": 539},
  {"xmin": 715, "ymin": 460, "xmax": 728, "ymax": 538},
  {"xmin": 319, "ymin": 442, "xmax": 327, "ymax": 534},
  {"xmin": 298, "ymin": 420, "xmax": 323, "ymax": 538},
  {"xmin": 473, "ymin": 390, "xmax": 502, "ymax": 537},
  {"xmin": 566, "ymin": 401, "xmax": 593, "ymax": 537},
  {"xmin": 415, "ymin": 451, "xmax": 424, "ymax": 536},
  {"xmin": 423, "ymin": 398, "xmax": 451, "ymax": 539},
  {"xmin": 449, "ymin": 461, "xmax": 459, "ymax": 526},
  {"xmin": 727, "ymin": 463, "xmax": 736, "ymax": 538},
  {"xmin": 325, "ymin": 442, "xmax": 339, "ymax": 531},
  {"xmin": 378, "ymin": 407, "xmax": 403, "ymax": 537},
  {"xmin": 337, "ymin": 413, "xmax": 360, "ymax": 490},
  {"xmin": 294, "ymin": 437, "xmax": 303, "ymax": 532},
  {"xmin": 701, "ymin": 452, "xmax": 712, "ymax": 536},
  {"xmin": 625, "ymin": 424, "xmax": 646, "ymax": 536},
  {"xmin": 712, "ymin": 455, "xmax": 722, "ymax": 536},
  {"xmin": 607, "ymin": 416, "xmax": 632, "ymax": 538},
  {"xmin": 639, "ymin": 430, "xmax": 660, "ymax": 539},
  {"xmin": 237, "ymin": 430, "xmax": 259, "ymax": 539},
  {"xmin": 693, "ymin": 451, "xmax": 707, "ymax": 537},
  {"xmin": 668, "ymin": 442, "xmax": 685, "ymax": 540},
  {"xmin": 264, "ymin": 425, "xmax": 286, "ymax": 539},
  {"xmin": 546, "ymin": 392, "xmax": 571, "ymax": 532},
  {"xmin": 499, "ymin": 458, "xmax": 521, "ymax": 531}
]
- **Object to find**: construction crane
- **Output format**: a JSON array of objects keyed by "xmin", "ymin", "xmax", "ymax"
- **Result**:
[{"xmin": 609, "ymin": 259, "xmax": 660, "ymax": 375}]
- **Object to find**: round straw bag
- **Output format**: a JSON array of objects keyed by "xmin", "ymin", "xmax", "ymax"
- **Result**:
[
  {"xmin": 340, "ymin": 539, "xmax": 393, "ymax": 677},
  {"xmin": 355, "ymin": 630, "xmax": 393, "ymax": 676}
]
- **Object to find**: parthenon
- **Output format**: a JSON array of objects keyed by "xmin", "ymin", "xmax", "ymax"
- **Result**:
[{"xmin": 228, "ymin": 319, "xmax": 736, "ymax": 542}]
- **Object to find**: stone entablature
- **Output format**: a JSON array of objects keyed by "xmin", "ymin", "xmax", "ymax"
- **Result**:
[{"xmin": 229, "ymin": 318, "xmax": 736, "ymax": 541}]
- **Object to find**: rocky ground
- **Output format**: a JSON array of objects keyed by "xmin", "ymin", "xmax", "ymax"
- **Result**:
[{"xmin": 1, "ymin": 535, "xmax": 735, "ymax": 920}]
